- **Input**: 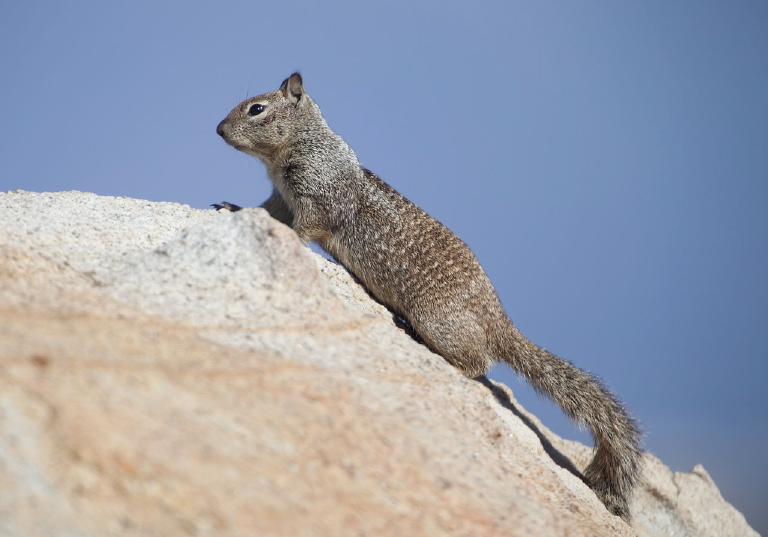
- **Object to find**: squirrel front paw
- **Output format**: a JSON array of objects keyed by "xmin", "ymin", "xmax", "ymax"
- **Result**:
[{"xmin": 211, "ymin": 201, "xmax": 243, "ymax": 212}]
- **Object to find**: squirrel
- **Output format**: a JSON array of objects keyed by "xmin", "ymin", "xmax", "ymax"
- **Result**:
[{"xmin": 215, "ymin": 73, "xmax": 642, "ymax": 520}]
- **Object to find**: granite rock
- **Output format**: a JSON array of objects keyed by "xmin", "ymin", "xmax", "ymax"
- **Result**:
[{"xmin": 0, "ymin": 190, "xmax": 757, "ymax": 537}]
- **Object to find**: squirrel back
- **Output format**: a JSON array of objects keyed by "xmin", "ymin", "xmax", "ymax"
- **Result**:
[{"xmin": 216, "ymin": 73, "xmax": 642, "ymax": 520}]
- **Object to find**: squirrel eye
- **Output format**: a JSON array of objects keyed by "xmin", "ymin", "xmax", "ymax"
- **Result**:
[{"xmin": 247, "ymin": 103, "xmax": 265, "ymax": 116}]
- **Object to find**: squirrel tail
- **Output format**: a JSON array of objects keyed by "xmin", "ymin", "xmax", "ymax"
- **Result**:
[{"xmin": 499, "ymin": 323, "xmax": 642, "ymax": 520}]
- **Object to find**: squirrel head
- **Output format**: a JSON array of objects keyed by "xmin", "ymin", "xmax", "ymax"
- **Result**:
[{"xmin": 216, "ymin": 72, "xmax": 321, "ymax": 163}]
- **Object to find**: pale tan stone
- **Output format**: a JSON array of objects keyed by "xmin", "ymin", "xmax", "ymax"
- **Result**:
[{"xmin": 0, "ymin": 191, "xmax": 757, "ymax": 537}]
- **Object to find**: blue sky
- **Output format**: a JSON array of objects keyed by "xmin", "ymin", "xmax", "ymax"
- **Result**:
[{"xmin": 2, "ymin": 1, "xmax": 766, "ymax": 531}]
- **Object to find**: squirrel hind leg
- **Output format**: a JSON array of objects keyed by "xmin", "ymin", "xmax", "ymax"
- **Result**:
[{"xmin": 414, "ymin": 317, "xmax": 493, "ymax": 378}]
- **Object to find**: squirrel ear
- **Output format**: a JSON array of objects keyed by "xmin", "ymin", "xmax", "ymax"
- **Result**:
[{"xmin": 280, "ymin": 72, "xmax": 304, "ymax": 103}]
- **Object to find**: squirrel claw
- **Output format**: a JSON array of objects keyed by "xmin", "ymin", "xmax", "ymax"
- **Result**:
[{"xmin": 211, "ymin": 201, "xmax": 243, "ymax": 212}]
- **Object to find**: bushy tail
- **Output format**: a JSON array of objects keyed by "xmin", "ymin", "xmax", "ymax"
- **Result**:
[{"xmin": 500, "ymin": 325, "xmax": 642, "ymax": 520}]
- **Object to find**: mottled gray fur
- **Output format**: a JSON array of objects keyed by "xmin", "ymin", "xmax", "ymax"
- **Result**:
[{"xmin": 216, "ymin": 73, "xmax": 642, "ymax": 519}]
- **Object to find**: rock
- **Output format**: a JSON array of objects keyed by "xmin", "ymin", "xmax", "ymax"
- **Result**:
[{"xmin": 0, "ymin": 190, "xmax": 758, "ymax": 537}]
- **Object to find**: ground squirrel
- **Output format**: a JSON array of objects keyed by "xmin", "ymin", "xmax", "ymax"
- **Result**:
[{"xmin": 216, "ymin": 73, "xmax": 642, "ymax": 520}]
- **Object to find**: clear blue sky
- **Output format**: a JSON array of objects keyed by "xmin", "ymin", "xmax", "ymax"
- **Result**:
[{"xmin": 2, "ymin": 1, "xmax": 766, "ymax": 532}]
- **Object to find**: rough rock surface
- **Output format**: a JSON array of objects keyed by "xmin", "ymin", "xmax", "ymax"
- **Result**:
[{"xmin": 0, "ymin": 190, "xmax": 758, "ymax": 537}]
